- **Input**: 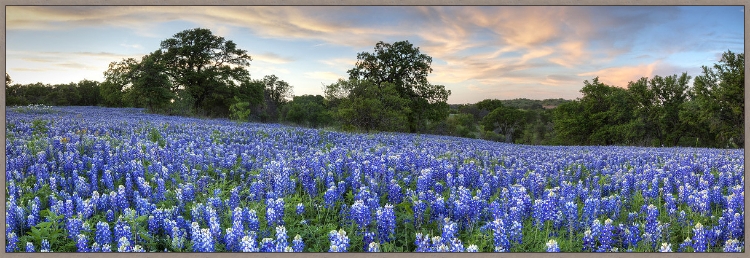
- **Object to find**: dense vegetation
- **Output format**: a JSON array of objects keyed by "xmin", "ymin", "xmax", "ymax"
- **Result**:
[
  {"xmin": 5, "ymin": 106, "xmax": 744, "ymax": 252},
  {"xmin": 4, "ymin": 28, "xmax": 744, "ymax": 149}
]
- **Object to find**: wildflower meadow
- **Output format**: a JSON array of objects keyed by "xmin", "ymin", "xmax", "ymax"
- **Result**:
[{"xmin": 5, "ymin": 106, "xmax": 744, "ymax": 252}]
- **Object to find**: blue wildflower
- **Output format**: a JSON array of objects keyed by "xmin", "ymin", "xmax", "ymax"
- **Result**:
[
  {"xmin": 76, "ymin": 234, "xmax": 89, "ymax": 252},
  {"xmin": 275, "ymin": 225, "xmax": 288, "ymax": 252},
  {"xmin": 6, "ymin": 231, "xmax": 18, "ymax": 252},
  {"xmin": 95, "ymin": 221, "xmax": 112, "ymax": 247},
  {"xmin": 546, "ymin": 239, "xmax": 560, "ymax": 252},
  {"xmin": 292, "ymin": 234, "xmax": 304, "ymax": 252},
  {"xmin": 692, "ymin": 222, "xmax": 707, "ymax": 252},
  {"xmin": 723, "ymin": 239, "xmax": 742, "ymax": 252},
  {"xmin": 239, "ymin": 233, "xmax": 258, "ymax": 252}
]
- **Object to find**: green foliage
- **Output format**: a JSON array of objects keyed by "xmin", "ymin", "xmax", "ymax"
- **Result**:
[
  {"xmin": 21, "ymin": 210, "xmax": 69, "ymax": 252},
  {"xmin": 347, "ymin": 40, "xmax": 451, "ymax": 133},
  {"xmin": 481, "ymin": 106, "xmax": 526, "ymax": 143},
  {"xmin": 330, "ymin": 80, "xmax": 411, "ymax": 132},
  {"xmin": 691, "ymin": 50, "xmax": 744, "ymax": 148},
  {"xmin": 159, "ymin": 28, "xmax": 253, "ymax": 117},
  {"xmin": 147, "ymin": 127, "xmax": 166, "ymax": 148},
  {"xmin": 128, "ymin": 52, "xmax": 175, "ymax": 113},
  {"xmin": 475, "ymin": 99, "xmax": 505, "ymax": 112},
  {"xmin": 282, "ymin": 94, "xmax": 332, "ymax": 128},
  {"xmin": 229, "ymin": 96, "xmax": 251, "ymax": 122}
]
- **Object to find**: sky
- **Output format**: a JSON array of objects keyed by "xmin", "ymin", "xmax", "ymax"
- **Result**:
[{"xmin": 5, "ymin": 6, "xmax": 745, "ymax": 104}]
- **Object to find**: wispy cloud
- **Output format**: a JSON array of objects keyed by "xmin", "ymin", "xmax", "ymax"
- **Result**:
[
  {"xmin": 120, "ymin": 43, "xmax": 143, "ymax": 49},
  {"xmin": 6, "ymin": 6, "xmax": 742, "ymax": 102},
  {"xmin": 577, "ymin": 62, "xmax": 659, "ymax": 87},
  {"xmin": 253, "ymin": 52, "xmax": 295, "ymax": 64}
]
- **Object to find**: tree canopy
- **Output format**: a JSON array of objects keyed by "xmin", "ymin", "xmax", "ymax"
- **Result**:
[
  {"xmin": 343, "ymin": 40, "xmax": 451, "ymax": 133},
  {"xmin": 158, "ymin": 28, "xmax": 253, "ymax": 117}
]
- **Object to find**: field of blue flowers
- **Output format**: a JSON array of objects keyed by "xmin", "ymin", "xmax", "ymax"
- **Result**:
[{"xmin": 5, "ymin": 106, "xmax": 744, "ymax": 252}]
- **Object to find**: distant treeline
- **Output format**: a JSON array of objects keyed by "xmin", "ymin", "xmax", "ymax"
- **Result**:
[{"xmin": 4, "ymin": 27, "xmax": 744, "ymax": 149}]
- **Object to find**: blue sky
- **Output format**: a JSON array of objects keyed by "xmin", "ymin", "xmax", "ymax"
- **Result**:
[{"xmin": 6, "ymin": 6, "xmax": 744, "ymax": 104}]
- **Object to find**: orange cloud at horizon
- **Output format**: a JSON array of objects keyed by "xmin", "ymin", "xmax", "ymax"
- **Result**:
[{"xmin": 577, "ymin": 62, "xmax": 658, "ymax": 88}]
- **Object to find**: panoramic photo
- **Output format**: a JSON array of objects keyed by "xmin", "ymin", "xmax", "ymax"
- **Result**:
[{"xmin": 4, "ymin": 6, "xmax": 745, "ymax": 252}]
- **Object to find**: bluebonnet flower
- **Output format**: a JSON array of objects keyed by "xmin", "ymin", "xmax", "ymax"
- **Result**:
[
  {"xmin": 582, "ymin": 230, "xmax": 595, "ymax": 252},
  {"xmin": 563, "ymin": 201, "xmax": 578, "ymax": 232},
  {"xmin": 532, "ymin": 199, "xmax": 546, "ymax": 229},
  {"xmin": 692, "ymin": 222, "xmax": 707, "ymax": 252},
  {"xmin": 449, "ymin": 237, "xmax": 464, "ymax": 252},
  {"xmin": 6, "ymin": 231, "xmax": 18, "ymax": 252},
  {"xmin": 324, "ymin": 185, "xmax": 338, "ymax": 208},
  {"xmin": 114, "ymin": 219, "xmax": 131, "ymax": 245},
  {"xmin": 328, "ymin": 229, "xmax": 350, "ymax": 252},
  {"xmin": 275, "ymin": 225, "xmax": 288, "ymax": 252},
  {"xmin": 597, "ymin": 219, "xmax": 614, "ymax": 252},
  {"xmin": 26, "ymin": 242, "xmax": 35, "ymax": 252},
  {"xmin": 376, "ymin": 204, "xmax": 396, "ymax": 243},
  {"xmin": 260, "ymin": 238, "xmax": 275, "ymax": 252},
  {"xmin": 64, "ymin": 199, "xmax": 74, "ymax": 221},
  {"xmin": 388, "ymin": 180, "xmax": 403, "ymax": 205},
  {"xmin": 67, "ymin": 217, "xmax": 83, "ymax": 240},
  {"xmin": 351, "ymin": 200, "xmax": 370, "ymax": 231},
  {"xmin": 190, "ymin": 222, "xmax": 214, "ymax": 252},
  {"xmin": 624, "ymin": 224, "xmax": 640, "ymax": 249},
  {"xmin": 678, "ymin": 237, "xmax": 691, "ymax": 252},
  {"xmin": 723, "ymin": 239, "xmax": 742, "ymax": 252},
  {"xmin": 659, "ymin": 242, "xmax": 672, "ymax": 252},
  {"xmin": 77, "ymin": 234, "xmax": 89, "ymax": 252},
  {"xmin": 729, "ymin": 212, "xmax": 743, "ymax": 240},
  {"xmin": 442, "ymin": 218, "xmax": 458, "ymax": 244},
  {"xmin": 590, "ymin": 219, "xmax": 602, "ymax": 240},
  {"xmin": 106, "ymin": 209, "xmax": 115, "ymax": 222},
  {"xmin": 266, "ymin": 207, "xmax": 277, "ymax": 229},
  {"xmin": 246, "ymin": 209, "xmax": 260, "ymax": 233},
  {"xmin": 224, "ymin": 227, "xmax": 240, "ymax": 252},
  {"xmin": 416, "ymin": 169, "xmax": 433, "ymax": 194},
  {"xmin": 546, "ymin": 239, "xmax": 560, "ymax": 252},
  {"xmin": 296, "ymin": 203, "xmax": 304, "ymax": 215},
  {"xmin": 413, "ymin": 199, "xmax": 427, "ymax": 228},
  {"xmin": 292, "ymin": 234, "xmax": 304, "ymax": 252},
  {"xmin": 95, "ymin": 221, "xmax": 112, "ymax": 247},
  {"xmin": 415, "ymin": 233, "xmax": 430, "ymax": 252},
  {"xmin": 208, "ymin": 216, "xmax": 221, "ymax": 242},
  {"xmin": 117, "ymin": 236, "xmax": 132, "ymax": 252},
  {"xmin": 466, "ymin": 244, "xmax": 479, "ymax": 252},
  {"xmin": 582, "ymin": 198, "xmax": 599, "ymax": 226},
  {"xmin": 28, "ymin": 199, "xmax": 40, "ymax": 228},
  {"xmin": 170, "ymin": 227, "xmax": 186, "ymax": 251},
  {"xmin": 490, "ymin": 218, "xmax": 509, "ymax": 252},
  {"xmin": 367, "ymin": 242, "xmax": 380, "ymax": 252},
  {"xmin": 239, "ymin": 233, "xmax": 258, "ymax": 252},
  {"xmin": 147, "ymin": 214, "xmax": 159, "ymax": 236},
  {"xmin": 154, "ymin": 177, "xmax": 166, "ymax": 203},
  {"xmin": 40, "ymin": 239, "xmax": 50, "ymax": 252}
]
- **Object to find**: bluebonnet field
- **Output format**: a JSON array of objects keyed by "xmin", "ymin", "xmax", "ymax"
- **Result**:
[{"xmin": 5, "ymin": 105, "xmax": 744, "ymax": 252}]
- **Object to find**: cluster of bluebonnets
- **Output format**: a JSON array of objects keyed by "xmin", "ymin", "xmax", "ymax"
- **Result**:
[{"xmin": 5, "ymin": 106, "xmax": 744, "ymax": 252}]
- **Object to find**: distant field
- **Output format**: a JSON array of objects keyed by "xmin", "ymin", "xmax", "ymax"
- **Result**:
[{"xmin": 5, "ymin": 106, "xmax": 744, "ymax": 252}]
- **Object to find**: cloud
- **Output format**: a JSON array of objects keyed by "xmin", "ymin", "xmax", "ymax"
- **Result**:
[
  {"xmin": 577, "ymin": 62, "xmax": 659, "ymax": 87},
  {"xmin": 6, "ymin": 6, "xmax": 736, "ymax": 103},
  {"xmin": 253, "ymin": 52, "xmax": 295, "ymax": 64},
  {"xmin": 120, "ymin": 43, "xmax": 143, "ymax": 49}
]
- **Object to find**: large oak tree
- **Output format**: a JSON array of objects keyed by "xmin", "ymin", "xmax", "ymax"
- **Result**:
[{"xmin": 346, "ymin": 40, "xmax": 451, "ymax": 133}]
